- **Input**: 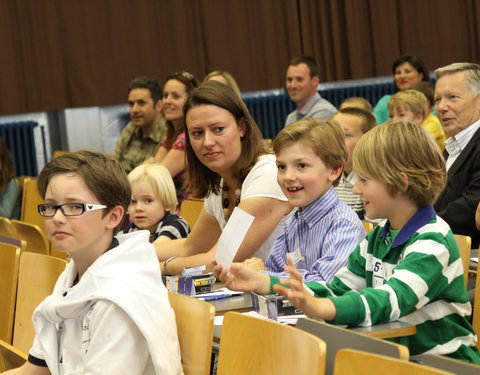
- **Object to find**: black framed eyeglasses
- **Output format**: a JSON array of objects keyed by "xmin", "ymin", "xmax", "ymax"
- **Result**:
[{"xmin": 38, "ymin": 203, "xmax": 107, "ymax": 217}]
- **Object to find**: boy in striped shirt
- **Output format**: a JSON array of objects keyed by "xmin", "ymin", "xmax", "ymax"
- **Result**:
[
  {"xmin": 244, "ymin": 118, "xmax": 365, "ymax": 282},
  {"xmin": 218, "ymin": 120, "xmax": 480, "ymax": 363},
  {"xmin": 333, "ymin": 107, "xmax": 377, "ymax": 220}
]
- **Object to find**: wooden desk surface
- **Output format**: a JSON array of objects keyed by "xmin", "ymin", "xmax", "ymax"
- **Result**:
[
  {"xmin": 209, "ymin": 291, "xmax": 416, "ymax": 341},
  {"xmin": 349, "ymin": 320, "xmax": 416, "ymax": 339}
]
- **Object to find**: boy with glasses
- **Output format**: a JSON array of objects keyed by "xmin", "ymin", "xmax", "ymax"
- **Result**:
[{"xmin": 7, "ymin": 150, "xmax": 183, "ymax": 375}]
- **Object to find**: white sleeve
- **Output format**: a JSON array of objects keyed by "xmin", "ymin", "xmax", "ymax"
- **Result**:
[
  {"xmin": 241, "ymin": 155, "xmax": 287, "ymax": 201},
  {"xmin": 83, "ymin": 301, "xmax": 154, "ymax": 375}
]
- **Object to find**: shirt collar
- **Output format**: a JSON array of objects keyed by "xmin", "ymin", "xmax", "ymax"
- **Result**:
[
  {"xmin": 445, "ymin": 118, "xmax": 480, "ymax": 155},
  {"xmin": 133, "ymin": 120, "xmax": 165, "ymax": 142},
  {"xmin": 379, "ymin": 205, "xmax": 436, "ymax": 248},
  {"xmin": 295, "ymin": 185, "xmax": 337, "ymax": 225},
  {"xmin": 298, "ymin": 92, "xmax": 321, "ymax": 115}
]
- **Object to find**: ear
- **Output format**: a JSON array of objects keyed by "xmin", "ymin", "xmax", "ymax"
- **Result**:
[
  {"xmin": 238, "ymin": 118, "xmax": 247, "ymax": 138},
  {"xmin": 328, "ymin": 165, "xmax": 343, "ymax": 182},
  {"xmin": 414, "ymin": 113, "xmax": 424, "ymax": 124},
  {"xmin": 105, "ymin": 205, "xmax": 125, "ymax": 230},
  {"xmin": 312, "ymin": 75, "xmax": 320, "ymax": 86},
  {"xmin": 155, "ymin": 99, "xmax": 163, "ymax": 112},
  {"xmin": 399, "ymin": 172, "xmax": 409, "ymax": 193}
]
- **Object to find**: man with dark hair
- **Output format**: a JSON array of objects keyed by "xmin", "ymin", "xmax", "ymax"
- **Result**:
[
  {"xmin": 284, "ymin": 56, "xmax": 336, "ymax": 126},
  {"xmin": 114, "ymin": 76, "xmax": 166, "ymax": 173},
  {"xmin": 434, "ymin": 62, "xmax": 480, "ymax": 247}
]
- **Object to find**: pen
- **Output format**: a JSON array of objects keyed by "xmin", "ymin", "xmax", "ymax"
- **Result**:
[{"xmin": 200, "ymin": 293, "xmax": 231, "ymax": 301}]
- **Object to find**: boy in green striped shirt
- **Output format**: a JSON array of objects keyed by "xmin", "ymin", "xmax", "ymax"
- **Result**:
[{"xmin": 217, "ymin": 120, "xmax": 480, "ymax": 363}]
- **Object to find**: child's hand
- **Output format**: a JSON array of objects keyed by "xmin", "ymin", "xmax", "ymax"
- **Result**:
[
  {"xmin": 273, "ymin": 258, "xmax": 337, "ymax": 320},
  {"xmin": 214, "ymin": 261, "xmax": 271, "ymax": 294}
]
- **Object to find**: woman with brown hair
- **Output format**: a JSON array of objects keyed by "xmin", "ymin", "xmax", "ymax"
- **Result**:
[
  {"xmin": 150, "ymin": 70, "xmax": 197, "ymax": 203},
  {"xmin": 154, "ymin": 81, "xmax": 292, "ymax": 275}
]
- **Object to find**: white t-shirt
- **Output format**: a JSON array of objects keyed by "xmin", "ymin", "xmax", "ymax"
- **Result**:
[{"xmin": 204, "ymin": 154, "xmax": 289, "ymax": 260}]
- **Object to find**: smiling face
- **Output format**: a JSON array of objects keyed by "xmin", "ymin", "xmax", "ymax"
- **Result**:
[
  {"xmin": 163, "ymin": 79, "xmax": 189, "ymax": 126},
  {"xmin": 275, "ymin": 142, "xmax": 341, "ymax": 210},
  {"xmin": 128, "ymin": 180, "xmax": 166, "ymax": 234},
  {"xmin": 434, "ymin": 71, "xmax": 480, "ymax": 137},
  {"xmin": 128, "ymin": 88, "xmax": 160, "ymax": 135},
  {"xmin": 186, "ymin": 104, "xmax": 246, "ymax": 177},
  {"xmin": 43, "ymin": 173, "xmax": 116, "ymax": 259},
  {"xmin": 352, "ymin": 175, "xmax": 396, "ymax": 221},
  {"xmin": 285, "ymin": 63, "xmax": 319, "ymax": 109},
  {"xmin": 394, "ymin": 62, "xmax": 424, "ymax": 91}
]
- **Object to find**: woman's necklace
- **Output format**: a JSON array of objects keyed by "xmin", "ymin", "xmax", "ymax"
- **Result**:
[{"xmin": 222, "ymin": 182, "xmax": 242, "ymax": 223}]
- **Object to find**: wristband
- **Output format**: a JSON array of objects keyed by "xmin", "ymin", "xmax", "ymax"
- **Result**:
[{"xmin": 164, "ymin": 256, "xmax": 177, "ymax": 276}]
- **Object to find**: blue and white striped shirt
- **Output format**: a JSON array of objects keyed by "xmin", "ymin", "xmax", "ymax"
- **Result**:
[{"xmin": 263, "ymin": 186, "xmax": 365, "ymax": 282}]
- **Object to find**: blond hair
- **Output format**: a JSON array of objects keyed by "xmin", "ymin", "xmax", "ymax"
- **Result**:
[
  {"xmin": 353, "ymin": 120, "xmax": 446, "ymax": 206},
  {"xmin": 339, "ymin": 97, "xmax": 373, "ymax": 112},
  {"xmin": 204, "ymin": 70, "xmax": 242, "ymax": 98},
  {"xmin": 388, "ymin": 90, "xmax": 428, "ymax": 117},
  {"xmin": 273, "ymin": 118, "xmax": 347, "ymax": 187},
  {"xmin": 128, "ymin": 163, "xmax": 178, "ymax": 213}
]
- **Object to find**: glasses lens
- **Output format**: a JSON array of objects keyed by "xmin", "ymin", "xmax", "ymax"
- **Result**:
[
  {"xmin": 62, "ymin": 203, "xmax": 85, "ymax": 216},
  {"xmin": 39, "ymin": 204, "xmax": 55, "ymax": 217}
]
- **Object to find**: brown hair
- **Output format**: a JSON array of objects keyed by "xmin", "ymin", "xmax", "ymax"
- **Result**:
[
  {"xmin": 272, "ymin": 118, "xmax": 347, "ymax": 187},
  {"xmin": 336, "ymin": 107, "xmax": 377, "ymax": 134},
  {"xmin": 184, "ymin": 80, "xmax": 267, "ymax": 197},
  {"xmin": 288, "ymin": 56, "xmax": 320, "ymax": 78},
  {"xmin": 410, "ymin": 81, "xmax": 435, "ymax": 108},
  {"xmin": 0, "ymin": 137, "xmax": 15, "ymax": 193},
  {"xmin": 353, "ymin": 120, "xmax": 446, "ymax": 206},
  {"xmin": 163, "ymin": 71, "xmax": 198, "ymax": 149},
  {"xmin": 38, "ymin": 151, "xmax": 131, "ymax": 233}
]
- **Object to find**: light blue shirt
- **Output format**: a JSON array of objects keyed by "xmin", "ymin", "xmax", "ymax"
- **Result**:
[
  {"xmin": 263, "ymin": 186, "xmax": 365, "ymax": 282},
  {"xmin": 285, "ymin": 92, "xmax": 337, "ymax": 126}
]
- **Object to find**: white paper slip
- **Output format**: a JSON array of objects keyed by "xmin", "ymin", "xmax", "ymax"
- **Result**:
[
  {"xmin": 471, "ymin": 257, "xmax": 478, "ymax": 263},
  {"xmin": 215, "ymin": 207, "xmax": 255, "ymax": 268}
]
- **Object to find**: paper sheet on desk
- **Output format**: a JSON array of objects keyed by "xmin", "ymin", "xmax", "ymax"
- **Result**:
[{"xmin": 215, "ymin": 207, "xmax": 255, "ymax": 268}]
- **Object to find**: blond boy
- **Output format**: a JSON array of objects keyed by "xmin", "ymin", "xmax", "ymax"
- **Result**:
[
  {"xmin": 388, "ymin": 89, "xmax": 446, "ymax": 149},
  {"xmin": 218, "ymin": 121, "xmax": 480, "ymax": 364},
  {"xmin": 248, "ymin": 118, "xmax": 366, "ymax": 282}
]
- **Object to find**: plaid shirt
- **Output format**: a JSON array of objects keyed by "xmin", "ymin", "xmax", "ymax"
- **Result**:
[{"xmin": 114, "ymin": 119, "xmax": 166, "ymax": 173}]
